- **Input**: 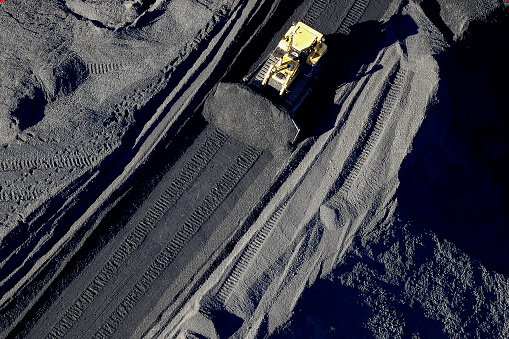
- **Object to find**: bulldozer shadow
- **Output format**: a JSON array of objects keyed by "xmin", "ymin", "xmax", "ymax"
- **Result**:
[{"xmin": 294, "ymin": 14, "xmax": 419, "ymax": 141}]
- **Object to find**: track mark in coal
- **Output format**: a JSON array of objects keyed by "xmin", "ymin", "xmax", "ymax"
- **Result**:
[
  {"xmin": 302, "ymin": 0, "xmax": 329, "ymax": 27},
  {"xmin": 87, "ymin": 63, "xmax": 122, "ymax": 75},
  {"xmin": 0, "ymin": 143, "xmax": 117, "ymax": 173},
  {"xmin": 195, "ymin": 0, "xmax": 220, "ymax": 12},
  {"xmin": 337, "ymin": 0, "xmax": 369, "ymax": 35},
  {"xmin": 339, "ymin": 67, "xmax": 407, "ymax": 195},
  {"xmin": 213, "ymin": 198, "xmax": 289, "ymax": 305},
  {"xmin": 0, "ymin": 186, "xmax": 43, "ymax": 202},
  {"xmin": 43, "ymin": 129, "xmax": 228, "ymax": 339},
  {"xmin": 92, "ymin": 145, "xmax": 261, "ymax": 338}
]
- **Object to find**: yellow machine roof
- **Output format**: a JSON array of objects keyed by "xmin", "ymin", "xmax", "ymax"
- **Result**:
[{"xmin": 289, "ymin": 22, "xmax": 323, "ymax": 52}]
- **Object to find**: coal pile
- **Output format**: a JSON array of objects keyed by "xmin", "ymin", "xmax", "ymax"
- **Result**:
[{"xmin": 203, "ymin": 82, "xmax": 297, "ymax": 154}]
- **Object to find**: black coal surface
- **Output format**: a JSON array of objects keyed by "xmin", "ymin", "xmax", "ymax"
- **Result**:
[{"xmin": 203, "ymin": 82, "xmax": 297, "ymax": 153}]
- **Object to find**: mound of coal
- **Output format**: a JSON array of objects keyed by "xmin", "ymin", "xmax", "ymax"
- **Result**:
[
  {"xmin": 203, "ymin": 83, "xmax": 297, "ymax": 153},
  {"xmin": 414, "ymin": 0, "xmax": 500, "ymax": 40}
]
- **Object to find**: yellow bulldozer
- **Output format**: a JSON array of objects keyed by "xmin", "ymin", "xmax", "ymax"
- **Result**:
[
  {"xmin": 250, "ymin": 21, "xmax": 327, "ymax": 109},
  {"xmin": 243, "ymin": 21, "xmax": 327, "ymax": 144}
]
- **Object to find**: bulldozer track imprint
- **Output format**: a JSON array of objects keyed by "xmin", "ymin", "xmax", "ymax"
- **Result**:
[
  {"xmin": 87, "ymin": 63, "xmax": 122, "ymax": 75},
  {"xmin": 0, "ymin": 186, "xmax": 43, "ymax": 202},
  {"xmin": 44, "ymin": 130, "xmax": 228, "ymax": 339},
  {"xmin": 340, "ymin": 68, "xmax": 407, "ymax": 194},
  {"xmin": 337, "ymin": 0, "xmax": 369, "ymax": 35},
  {"xmin": 214, "ymin": 198, "xmax": 289, "ymax": 305},
  {"xmin": 93, "ymin": 145, "xmax": 261, "ymax": 338},
  {"xmin": 0, "ymin": 143, "xmax": 117, "ymax": 173},
  {"xmin": 302, "ymin": 0, "xmax": 329, "ymax": 27}
]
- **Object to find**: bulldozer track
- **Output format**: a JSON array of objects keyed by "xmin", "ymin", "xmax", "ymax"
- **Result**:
[
  {"xmin": 339, "ymin": 67, "xmax": 406, "ymax": 196},
  {"xmin": 337, "ymin": 0, "xmax": 369, "ymax": 35},
  {"xmin": 43, "ymin": 129, "xmax": 228, "ymax": 339},
  {"xmin": 251, "ymin": 54, "xmax": 278, "ymax": 88},
  {"xmin": 302, "ymin": 0, "xmax": 329, "ymax": 27},
  {"xmin": 92, "ymin": 145, "xmax": 261, "ymax": 338},
  {"xmin": 87, "ymin": 63, "xmax": 122, "ymax": 75},
  {"xmin": 214, "ymin": 198, "xmax": 289, "ymax": 305},
  {"xmin": 284, "ymin": 74, "xmax": 311, "ymax": 107}
]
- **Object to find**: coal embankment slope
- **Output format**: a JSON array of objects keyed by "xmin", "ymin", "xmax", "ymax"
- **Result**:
[{"xmin": 273, "ymin": 3, "xmax": 509, "ymax": 339}]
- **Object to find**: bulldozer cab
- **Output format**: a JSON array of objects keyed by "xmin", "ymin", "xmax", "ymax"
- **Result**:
[
  {"xmin": 281, "ymin": 22, "xmax": 323, "ymax": 66},
  {"xmin": 253, "ymin": 21, "xmax": 326, "ymax": 105},
  {"xmin": 289, "ymin": 39, "xmax": 317, "ymax": 61}
]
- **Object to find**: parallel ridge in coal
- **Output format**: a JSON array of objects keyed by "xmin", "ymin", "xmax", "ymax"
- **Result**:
[{"xmin": 203, "ymin": 82, "xmax": 297, "ymax": 152}]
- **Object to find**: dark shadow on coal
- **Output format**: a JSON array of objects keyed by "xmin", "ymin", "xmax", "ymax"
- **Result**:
[
  {"xmin": 129, "ymin": 7, "xmax": 165, "ymax": 29},
  {"xmin": 270, "ymin": 279, "xmax": 372, "ymax": 338},
  {"xmin": 295, "ymin": 14, "xmax": 418, "ymax": 141},
  {"xmin": 271, "ymin": 222, "xmax": 447, "ymax": 338},
  {"xmin": 11, "ymin": 88, "xmax": 46, "ymax": 130},
  {"xmin": 397, "ymin": 7, "xmax": 509, "ymax": 276},
  {"xmin": 53, "ymin": 53, "xmax": 89, "ymax": 98},
  {"xmin": 212, "ymin": 310, "xmax": 243, "ymax": 338},
  {"xmin": 419, "ymin": 0, "xmax": 454, "ymax": 42},
  {"xmin": 186, "ymin": 332, "xmax": 209, "ymax": 339}
]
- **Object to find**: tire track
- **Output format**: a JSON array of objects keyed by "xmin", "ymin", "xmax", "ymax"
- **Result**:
[
  {"xmin": 43, "ymin": 129, "xmax": 228, "ymax": 339},
  {"xmin": 212, "ymin": 198, "xmax": 289, "ymax": 306},
  {"xmin": 0, "ymin": 143, "xmax": 117, "ymax": 172},
  {"xmin": 87, "ymin": 63, "xmax": 122, "ymax": 75},
  {"xmin": 337, "ymin": 0, "xmax": 369, "ymax": 35},
  {"xmin": 338, "ymin": 67, "xmax": 407, "ymax": 196},
  {"xmin": 92, "ymin": 145, "xmax": 261, "ymax": 339},
  {"xmin": 302, "ymin": 0, "xmax": 329, "ymax": 27},
  {"xmin": 0, "ymin": 186, "xmax": 43, "ymax": 202}
]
